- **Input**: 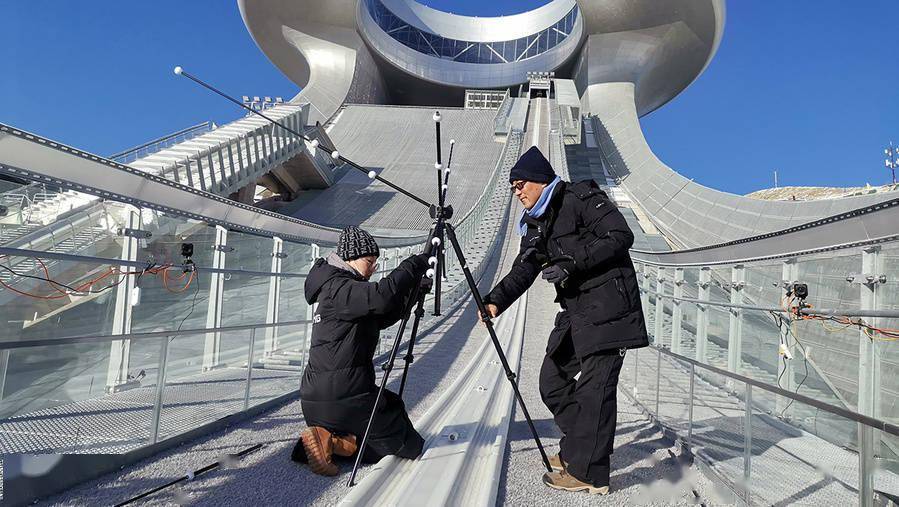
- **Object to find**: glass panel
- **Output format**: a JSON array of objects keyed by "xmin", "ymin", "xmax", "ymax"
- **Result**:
[
  {"xmin": 0, "ymin": 341, "xmax": 155, "ymax": 453},
  {"xmin": 157, "ymin": 331, "xmax": 251, "ymax": 441},
  {"xmin": 248, "ymin": 323, "xmax": 303, "ymax": 408}
]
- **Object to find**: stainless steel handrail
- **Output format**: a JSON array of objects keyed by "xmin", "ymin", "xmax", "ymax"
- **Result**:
[
  {"xmin": 0, "ymin": 318, "xmax": 312, "ymax": 351},
  {"xmin": 639, "ymin": 288, "xmax": 899, "ymax": 319},
  {"xmin": 0, "ymin": 246, "xmax": 309, "ymax": 279},
  {"xmin": 650, "ymin": 344, "xmax": 899, "ymax": 438}
]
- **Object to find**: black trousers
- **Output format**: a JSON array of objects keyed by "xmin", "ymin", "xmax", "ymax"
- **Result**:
[
  {"xmin": 539, "ymin": 315, "xmax": 625, "ymax": 487},
  {"xmin": 295, "ymin": 389, "xmax": 423, "ymax": 464}
]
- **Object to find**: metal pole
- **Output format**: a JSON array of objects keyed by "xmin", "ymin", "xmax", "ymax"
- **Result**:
[
  {"xmin": 727, "ymin": 265, "xmax": 745, "ymax": 379},
  {"xmin": 633, "ymin": 347, "xmax": 639, "ymax": 399},
  {"xmin": 672, "ymin": 268, "xmax": 684, "ymax": 354},
  {"xmin": 696, "ymin": 267, "xmax": 711, "ymax": 363},
  {"xmin": 688, "ymin": 363, "xmax": 695, "ymax": 449},
  {"xmin": 858, "ymin": 246, "xmax": 881, "ymax": 507},
  {"xmin": 244, "ymin": 328, "xmax": 257, "ymax": 411},
  {"xmin": 150, "ymin": 335, "xmax": 171, "ymax": 444},
  {"xmin": 654, "ymin": 267, "xmax": 665, "ymax": 347},
  {"xmin": 106, "ymin": 206, "xmax": 139, "ymax": 391},
  {"xmin": 744, "ymin": 382, "xmax": 753, "ymax": 503},
  {"xmin": 655, "ymin": 346, "xmax": 662, "ymax": 418},
  {"xmin": 203, "ymin": 225, "xmax": 228, "ymax": 371}
]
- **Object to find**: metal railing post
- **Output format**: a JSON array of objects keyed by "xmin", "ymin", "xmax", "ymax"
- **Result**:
[
  {"xmin": 687, "ymin": 363, "xmax": 695, "ymax": 449},
  {"xmin": 655, "ymin": 346, "xmax": 662, "ymax": 418},
  {"xmin": 858, "ymin": 246, "xmax": 882, "ymax": 507},
  {"xmin": 105, "ymin": 206, "xmax": 139, "ymax": 392},
  {"xmin": 743, "ymin": 382, "xmax": 752, "ymax": 503},
  {"xmin": 727, "ymin": 265, "xmax": 745, "ymax": 378},
  {"xmin": 633, "ymin": 347, "xmax": 639, "ymax": 399},
  {"xmin": 672, "ymin": 268, "xmax": 684, "ymax": 354},
  {"xmin": 203, "ymin": 226, "xmax": 228, "ymax": 371},
  {"xmin": 654, "ymin": 266, "xmax": 666, "ymax": 347},
  {"xmin": 244, "ymin": 327, "xmax": 257, "ymax": 410},
  {"xmin": 150, "ymin": 335, "xmax": 171, "ymax": 444},
  {"xmin": 776, "ymin": 259, "xmax": 797, "ymax": 414},
  {"xmin": 0, "ymin": 349, "xmax": 9, "ymax": 402},
  {"xmin": 696, "ymin": 267, "xmax": 711, "ymax": 363},
  {"xmin": 264, "ymin": 237, "xmax": 284, "ymax": 357}
]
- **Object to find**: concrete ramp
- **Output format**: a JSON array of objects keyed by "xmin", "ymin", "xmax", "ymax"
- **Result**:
[{"xmin": 289, "ymin": 105, "xmax": 504, "ymax": 235}]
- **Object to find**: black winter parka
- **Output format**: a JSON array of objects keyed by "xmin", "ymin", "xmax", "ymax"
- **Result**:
[
  {"xmin": 484, "ymin": 180, "xmax": 649, "ymax": 357},
  {"xmin": 300, "ymin": 253, "xmax": 428, "ymax": 444}
]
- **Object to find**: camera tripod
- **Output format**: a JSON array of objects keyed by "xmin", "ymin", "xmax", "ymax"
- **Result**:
[{"xmin": 173, "ymin": 67, "xmax": 553, "ymax": 487}]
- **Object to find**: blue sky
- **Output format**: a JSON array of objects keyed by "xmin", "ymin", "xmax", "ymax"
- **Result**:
[{"xmin": 3, "ymin": 1, "xmax": 898, "ymax": 194}]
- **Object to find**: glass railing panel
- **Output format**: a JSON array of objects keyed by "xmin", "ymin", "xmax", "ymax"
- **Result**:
[
  {"xmin": 707, "ymin": 267, "xmax": 733, "ymax": 367},
  {"xmin": 794, "ymin": 252, "xmax": 862, "ymax": 411},
  {"xmin": 131, "ymin": 216, "xmax": 216, "ymax": 335},
  {"xmin": 220, "ymin": 231, "xmax": 273, "ymax": 329},
  {"xmin": 0, "ymin": 256, "xmax": 124, "ymax": 343},
  {"xmin": 155, "ymin": 330, "xmax": 249, "ymax": 442},
  {"xmin": 678, "ymin": 268, "xmax": 700, "ymax": 357},
  {"xmin": 248, "ymin": 323, "xmax": 304, "ymax": 408},
  {"xmin": 0, "ymin": 340, "xmax": 155, "ymax": 453},
  {"xmin": 277, "ymin": 241, "xmax": 312, "ymax": 354},
  {"xmin": 740, "ymin": 262, "xmax": 785, "ymax": 412}
]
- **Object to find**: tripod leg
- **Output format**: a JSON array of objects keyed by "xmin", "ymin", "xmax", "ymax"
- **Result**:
[
  {"xmin": 398, "ymin": 292, "xmax": 427, "ymax": 398},
  {"xmin": 347, "ymin": 281, "xmax": 423, "ymax": 487},
  {"xmin": 444, "ymin": 224, "xmax": 553, "ymax": 473}
]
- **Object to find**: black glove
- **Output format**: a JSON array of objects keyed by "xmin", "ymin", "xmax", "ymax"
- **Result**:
[
  {"xmin": 542, "ymin": 260, "xmax": 575, "ymax": 285},
  {"xmin": 419, "ymin": 275, "xmax": 434, "ymax": 294},
  {"xmin": 412, "ymin": 252, "xmax": 432, "ymax": 270}
]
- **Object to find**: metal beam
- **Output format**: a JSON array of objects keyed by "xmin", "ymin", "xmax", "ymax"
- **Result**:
[{"xmin": 203, "ymin": 226, "xmax": 228, "ymax": 371}]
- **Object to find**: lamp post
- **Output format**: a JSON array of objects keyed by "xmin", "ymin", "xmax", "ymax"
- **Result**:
[{"xmin": 886, "ymin": 142, "xmax": 899, "ymax": 185}]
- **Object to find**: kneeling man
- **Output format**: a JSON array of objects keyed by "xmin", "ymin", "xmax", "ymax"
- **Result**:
[{"xmin": 294, "ymin": 225, "xmax": 430, "ymax": 476}]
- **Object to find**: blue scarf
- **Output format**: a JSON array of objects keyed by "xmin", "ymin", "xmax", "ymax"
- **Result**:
[{"xmin": 518, "ymin": 176, "xmax": 561, "ymax": 236}]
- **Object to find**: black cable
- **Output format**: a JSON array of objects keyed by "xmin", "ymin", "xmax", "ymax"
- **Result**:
[
  {"xmin": 170, "ymin": 265, "xmax": 202, "ymax": 343},
  {"xmin": 0, "ymin": 261, "xmax": 132, "ymax": 296},
  {"xmin": 115, "ymin": 443, "xmax": 263, "ymax": 506}
]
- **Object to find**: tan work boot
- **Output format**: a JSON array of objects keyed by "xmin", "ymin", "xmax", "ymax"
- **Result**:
[
  {"xmin": 548, "ymin": 453, "xmax": 566, "ymax": 472},
  {"xmin": 542, "ymin": 470, "xmax": 609, "ymax": 495},
  {"xmin": 301, "ymin": 427, "xmax": 339, "ymax": 476},
  {"xmin": 331, "ymin": 434, "xmax": 358, "ymax": 458}
]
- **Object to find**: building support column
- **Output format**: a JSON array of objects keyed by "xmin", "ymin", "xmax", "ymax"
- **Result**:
[
  {"xmin": 106, "ymin": 207, "xmax": 140, "ymax": 391},
  {"xmin": 203, "ymin": 226, "xmax": 228, "ymax": 371},
  {"xmin": 264, "ymin": 237, "xmax": 284, "ymax": 357}
]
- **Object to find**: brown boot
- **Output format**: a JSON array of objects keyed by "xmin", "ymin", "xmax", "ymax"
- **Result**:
[
  {"xmin": 331, "ymin": 434, "xmax": 358, "ymax": 458},
  {"xmin": 548, "ymin": 453, "xmax": 567, "ymax": 472},
  {"xmin": 542, "ymin": 470, "xmax": 609, "ymax": 495},
  {"xmin": 301, "ymin": 427, "xmax": 339, "ymax": 476}
]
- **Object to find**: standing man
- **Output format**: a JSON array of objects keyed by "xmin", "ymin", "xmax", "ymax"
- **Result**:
[
  {"xmin": 295, "ymin": 225, "xmax": 431, "ymax": 477},
  {"xmin": 480, "ymin": 146, "xmax": 648, "ymax": 494}
]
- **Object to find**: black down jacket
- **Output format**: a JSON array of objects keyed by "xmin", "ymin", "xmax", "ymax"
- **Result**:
[
  {"xmin": 484, "ymin": 180, "xmax": 649, "ymax": 357},
  {"xmin": 300, "ymin": 252, "xmax": 428, "ymax": 459}
]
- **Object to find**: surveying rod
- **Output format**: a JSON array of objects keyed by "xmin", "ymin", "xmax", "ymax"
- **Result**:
[{"xmin": 432, "ymin": 112, "xmax": 444, "ymax": 316}]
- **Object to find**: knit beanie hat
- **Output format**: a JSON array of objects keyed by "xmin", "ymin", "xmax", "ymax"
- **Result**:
[
  {"xmin": 337, "ymin": 225, "xmax": 380, "ymax": 261},
  {"xmin": 509, "ymin": 146, "xmax": 557, "ymax": 184}
]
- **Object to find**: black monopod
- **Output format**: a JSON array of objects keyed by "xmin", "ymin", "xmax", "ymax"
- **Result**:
[{"xmin": 171, "ymin": 67, "xmax": 553, "ymax": 484}]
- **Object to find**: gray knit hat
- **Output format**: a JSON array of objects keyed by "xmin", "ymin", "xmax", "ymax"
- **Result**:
[{"xmin": 337, "ymin": 225, "xmax": 380, "ymax": 261}]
